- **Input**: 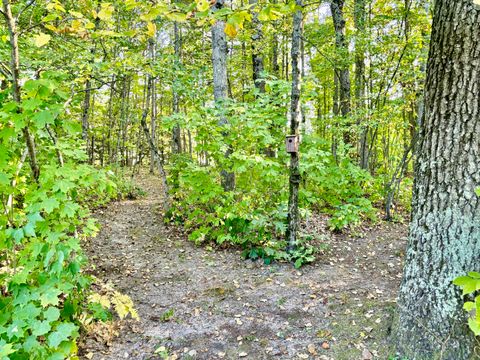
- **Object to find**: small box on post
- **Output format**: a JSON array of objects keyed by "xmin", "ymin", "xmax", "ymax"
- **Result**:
[{"xmin": 285, "ymin": 135, "xmax": 299, "ymax": 154}]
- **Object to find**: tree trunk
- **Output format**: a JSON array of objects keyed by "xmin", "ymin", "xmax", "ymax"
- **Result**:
[
  {"xmin": 81, "ymin": 79, "xmax": 91, "ymax": 142},
  {"xmin": 2, "ymin": 0, "xmax": 39, "ymax": 181},
  {"xmin": 394, "ymin": 1, "xmax": 480, "ymax": 358},
  {"xmin": 141, "ymin": 76, "xmax": 170, "ymax": 210},
  {"xmin": 330, "ymin": 0, "xmax": 352, "ymax": 145},
  {"xmin": 212, "ymin": 0, "xmax": 235, "ymax": 191},
  {"xmin": 172, "ymin": 21, "xmax": 182, "ymax": 154},
  {"xmin": 285, "ymin": 0, "xmax": 303, "ymax": 252},
  {"xmin": 249, "ymin": 0, "xmax": 265, "ymax": 93},
  {"xmin": 354, "ymin": 0, "xmax": 368, "ymax": 169}
]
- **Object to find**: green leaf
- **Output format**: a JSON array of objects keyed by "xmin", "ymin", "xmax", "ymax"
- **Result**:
[
  {"xmin": 14, "ymin": 303, "xmax": 41, "ymax": 320},
  {"xmin": 32, "ymin": 320, "xmax": 51, "ymax": 336},
  {"xmin": 52, "ymin": 180, "xmax": 75, "ymax": 193},
  {"xmin": 44, "ymin": 307, "xmax": 61, "ymax": 323},
  {"xmin": 47, "ymin": 323, "xmax": 77, "ymax": 348},
  {"xmin": 34, "ymin": 110, "xmax": 55, "ymax": 127},
  {"xmin": 22, "ymin": 98, "xmax": 42, "ymax": 111},
  {"xmin": 294, "ymin": 258, "xmax": 303, "ymax": 269},
  {"xmin": 23, "ymin": 222, "xmax": 36, "ymax": 238},
  {"xmin": 0, "ymin": 339, "xmax": 16, "ymax": 357},
  {"xmin": 12, "ymin": 228, "xmax": 24, "ymax": 244},
  {"xmin": 60, "ymin": 202, "xmax": 79, "ymax": 218},
  {"xmin": 41, "ymin": 198, "xmax": 60, "ymax": 213},
  {"xmin": 40, "ymin": 288, "xmax": 61, "ymax": 307},
  {"xmin": 468, "ymin": 317, "xmax": 480, "ymax": 336},
  {"xmin": 27, "ymin": 212, "xmax": 44, "ymax": 225},
  {"xmin": 453, "ymin": 275, "xmax": 477, "ymax": 295},
  {"xmin": 468, "ymin": 271, "xmax": 480, "ymax": 279}
]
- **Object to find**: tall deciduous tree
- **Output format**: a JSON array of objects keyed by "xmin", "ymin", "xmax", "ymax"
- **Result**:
[
  {"xmin": 212, "ymin": 0, "xmax": 235, "ymax": 191},
  {"xmin": 330, "ymin": 0, "xmax": 352, "ymax": 145},
  {"xmin": 2, "ymin": 0, "xmax": 39, "ymax": 181},
  {"xmin": 172, "ymin": 21, "xmax": 182, "ymax": 154},
  {"xmin": 286, "ymin": 0, "xmax": 303, "ymax": 251},
  {"xmin": 354, "ymin": 0, "xmax": 368, "ymax": 169},
  {"xmin": 394, "ymin": 1, "xmax": 480, "ymax": 358},
  {"xmin": 249, "ymin": 0, "xmax": 265, "ymax": 93}
]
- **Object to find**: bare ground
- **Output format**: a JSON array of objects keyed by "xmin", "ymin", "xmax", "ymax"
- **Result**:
[{"xmin": 79, "ymin": 174, "xmax": 407, "ymax": 360}]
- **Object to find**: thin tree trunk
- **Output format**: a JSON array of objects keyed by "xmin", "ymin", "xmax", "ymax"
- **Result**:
[
  {"xmin": 149, "ymin": 37, "xmax": 158, "ymax": 174},
  {"xmin": 394, "ymin": 1, "xmax": 480, "ymax": 358},
  {"xmin": 81, "ymin": 79, "xmax": 91, "ymax": 142},
  {"xmin": 354, "ymin": 0, "xmax": 368, "ymax": 169},
  {"xmin": 212, "ymin": 0, "xmax": 235, "ymax": 191},
  {"xmin": 80, "ymin": 10, "xmax": 100, "ymax": 151},
  {"xmin": 330, "ymin": 0, "xmax": 352, "ymax": 145},
  {"xmin": 172, "ymin": 21, "xmax": 182, "ymax": 154},
  {"xmin": 286, "ymin": 0, "xmax": 303, "ymax": 252},
  {"xmin": 249, "ymin": 0, "xmax": 265, "ymax": 93},
  {"xmin": 272, "ymin": 31, "xmax": 280, "ymax": 76},
  {"xmin": 2, "ymin": 0, "xmax": 39, "ymax": 181},
  {"xmin": 141, "ymin": 75, "xmax": 170, "ymax": 211}
]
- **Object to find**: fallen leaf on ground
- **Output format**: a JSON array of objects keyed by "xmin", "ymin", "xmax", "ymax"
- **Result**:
[{"xmin": 362, "ymin": 348, "xmax": 373, "ymax": 359}]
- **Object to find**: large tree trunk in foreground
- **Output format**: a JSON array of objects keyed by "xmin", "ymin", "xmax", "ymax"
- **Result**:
[
  {"xmin": 212, "ymin": 0, "xmax": 235, "ymax": 191},
  {"xmin": 285, "ymin": 0, "xmax": 302, "ymax": 251},
  {"xmin": 394, "ymin": 1, "xmax": 480, "ymax": 359}
]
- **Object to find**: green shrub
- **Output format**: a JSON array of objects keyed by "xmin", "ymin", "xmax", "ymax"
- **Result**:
[
  {"xmin": 0, "ymin": 74, "xmax": 124, "ymax": 359},
  {"xmin": 165, "ymin": 95, "xmax": 377, "ymax": 263}
]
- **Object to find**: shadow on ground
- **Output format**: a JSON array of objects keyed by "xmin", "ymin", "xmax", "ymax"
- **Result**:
[{"xmin": 80, "ymin": 173, "xmax": 407, "ymax": 360}]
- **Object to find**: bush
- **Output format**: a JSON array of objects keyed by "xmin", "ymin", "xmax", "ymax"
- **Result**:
[{"xmin": 165, "ymin": 94, "xmax": 377, "ymax": 264}]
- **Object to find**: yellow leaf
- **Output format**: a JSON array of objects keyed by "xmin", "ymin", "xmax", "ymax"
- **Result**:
[
  {"xmin": 44, "ymin": 24, "xmax": 58, "ymax": 32},
  {"xmin": 71, "ymin": 20, "xmax": 82, "ymax": 30},
  {"xmin": 166, "ymin": 11, "xmax": 187, "ymax": 22},
  {"xmin": 98, "ymin": 3, "xmax": 114, "ymax": 21},
  {"xmin": 88, "ymin": 293, "xmax": 111, "ymax": 309},
  {"xmin": 112, "ymin": 291, "xmax": 139, "ymax": 320},
  {"xmin": 146, "ymin": 22, "xmax": 156, "ymax": 38},
  {"xmin": 34, "ymin": 33, "xmax": 51, "ymax": 47},
  {"xmin": 474, "ymin": 0, "xmax": 480, "ymax": 5},
  {"xmin": 69, "ymin": 10, "xmax": 84, "ymax": 18},
  {"xmin": 54, "ymin": 3, "xmax": 66, "ymax": 12},
  {"xmin": 196, "ymin": 0, "xmax": 210, "ymax": 12},
  {"xmin": 125, "ymin": 0, "xmax": 137, "ymax": 10},
  {"xmin": 224, "ymin": 23, "xmax": 237, "ymax": 38},
  {"xmin": 85, "ymin": 21, "xmax": 96, "ymax": 30}
]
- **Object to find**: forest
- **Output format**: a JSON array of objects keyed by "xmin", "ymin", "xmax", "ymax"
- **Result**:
[{"xmin": 0, "ymin": 0, "xmax": 479, "ymax": 359}]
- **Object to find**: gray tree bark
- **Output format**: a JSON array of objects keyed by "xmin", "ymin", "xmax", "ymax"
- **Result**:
[
  {"xmin": 212, "ymin": 0, "xmax": 235, "ymax": 191},
  {"xmin": 394, "ymin": 1, "xmax": 480, "ymax": 359},
  {"xmin": 286, "ymin": 0, "xmax": 303, "ymax": 251},
  {"xmin": 249, "ymin": 0, "xmax": 265, "ymax": 93},
  {"xmin": 330, "ymin": 0, "xmax": 352, "ymax": 145},
  {"xmin": 354, "ymin": 0, "xmax": 368, "ymax": 169},
  {"xmin": 172, "ymin": 21, "xmax": 182, "ymax": 154},
  {"xmin": 141, "ymin": 75, "xmax": 170, "ymax": 211}
]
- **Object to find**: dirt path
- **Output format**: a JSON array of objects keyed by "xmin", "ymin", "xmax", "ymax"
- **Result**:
[{"xmin": 80, "ymin": 174, "xmax": 407, "ymax": 360}]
